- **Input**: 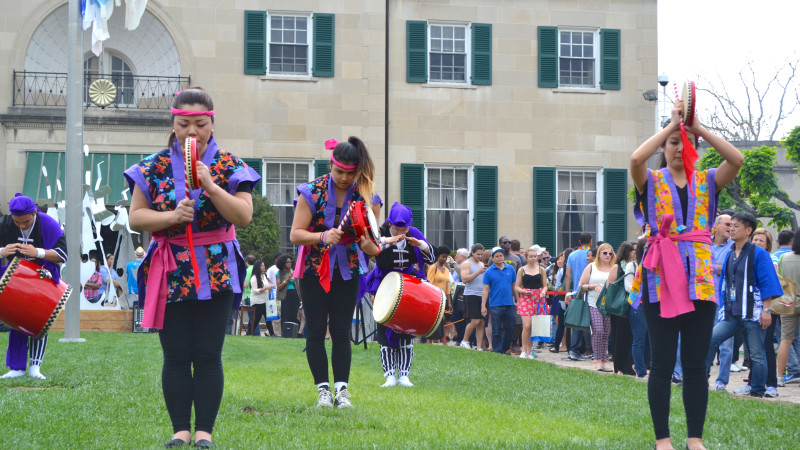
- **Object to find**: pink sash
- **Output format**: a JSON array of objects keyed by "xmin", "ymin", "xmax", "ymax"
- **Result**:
[
  {"xmin": 643, "ymin": 213, "xmax": 711, "ymax": 318},
  {"xmin": 142, "ymin": 227, "xmax": 236, "ymax": 329}
]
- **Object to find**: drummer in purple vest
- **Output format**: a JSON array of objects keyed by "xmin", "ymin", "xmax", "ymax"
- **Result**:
[
  {"xmin": 365, "ymin": 202, "xmax": 434, "ymax": 387},
  {"xmin": 0, "ymin": 193, "xmax": 67, "ymax": 380}
]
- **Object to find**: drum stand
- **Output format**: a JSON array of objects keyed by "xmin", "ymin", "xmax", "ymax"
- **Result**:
[{"xmin": 351, "ymin": 294, "xmax": 376, "ymax": 349}]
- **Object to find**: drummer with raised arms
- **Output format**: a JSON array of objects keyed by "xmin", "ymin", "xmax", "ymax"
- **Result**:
[
  {"xmin": 0, "ymin": 193, "xmax": 68, "ymax": 380},
  {"xmin": 290, "ymin": 137, "xmax": 381, "ymax": 408},
  {"xmin": 365, "ymin": 202, "xmax": 434, "ymax": 387}
]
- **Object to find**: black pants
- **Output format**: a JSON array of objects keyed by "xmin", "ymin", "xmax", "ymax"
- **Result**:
[
  {"xmin": 612, "ymin": 315, "xmax": 635, "ymax": 375},
  {"xmin": 159, "ymin": 292, "xmax": 234, "ymax": 434},
  {"xmin": 299, "ymin": 272, "xmax": 359, "ymax": 384},
  {"xmin": 281, "ymin": 289, "xmax": 301, "ymax": 332},
  {"xmin": 642, "ymin": 299, "xmax": 716, "ymax": 440},
  {"xmin": 249, "ymin": 303, "xmax": 266, "ymax": 335}
]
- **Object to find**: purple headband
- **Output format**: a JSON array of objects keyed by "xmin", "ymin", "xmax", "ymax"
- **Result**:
[
  {"xmin": 9, "ymin": 193, "xmax": 36, "ymax": 215},
  {"xmin": 324, "ymin": 139, "xmax": 357, "ymax": 170},
  {"xmin": 171, "ymin": 108, "xmax": 215, "ymax": 116}
]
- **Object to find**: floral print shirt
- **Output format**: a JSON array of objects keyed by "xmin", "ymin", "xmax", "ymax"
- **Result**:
[{"xmin": 124, "ymin": 137, "xmax": 260, "ymax": 304}]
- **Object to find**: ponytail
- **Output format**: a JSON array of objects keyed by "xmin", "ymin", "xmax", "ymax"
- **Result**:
[{"xmin": 332, "ymin": 136, "xmax": 375, "ymax": 207}]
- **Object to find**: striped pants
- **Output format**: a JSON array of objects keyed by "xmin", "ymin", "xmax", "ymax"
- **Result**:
[
  {"xmin": 6, "ymin": 329, "xmax": 47, "ymax": 370},
  {"xmin": 380, "ymin": 339, "xmax": 414, "ymax": 378}
]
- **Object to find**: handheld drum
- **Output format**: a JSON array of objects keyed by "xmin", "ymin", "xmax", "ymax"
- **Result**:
[
  {"xmin": 349, "ymin": 200, "xmax": 381, "ymax": 244},
  {"xmin": 373, "ymin": 272, "xmax": 446, "ymax": 337},
  {"xmin": 0, "ymin": 257, "xmax": 71, "ymax": 338},
  {"xmin": 681, "ymin": 80, "xmax": 696, "ymax": 126},
  {"xmin": 184, "ymin": 136, "xmax": 200, "ymax": 190}
]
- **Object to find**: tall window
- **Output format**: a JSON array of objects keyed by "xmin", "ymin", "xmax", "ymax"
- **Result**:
[
  {"xmin": 269, "ymin": 15, "xmax": 310, "ymax": 75},
  {"xmin": 556, "ymin": 170, "xmax": 598, "ymax": 250},
  {"xmin": 111, "ymin": 55, "xmax": 135, "ymax": 105},
  {"xmin": 426, "ymin": 167, "xmax": 470, "ymax": 251},
  {"xmin": 559, "ymin": 30, "xmax": 597, "ymax": 87},
  {"xmin": 263, "ymin": 161, "xmax": 311, "ymax": 255},
  {"xmin": 429, "ymin": 24, "xmax": 468, "ymax": 83}
]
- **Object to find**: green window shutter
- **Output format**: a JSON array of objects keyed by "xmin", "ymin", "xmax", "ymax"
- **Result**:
[
  {"xmin": 600, "ymin": 28, "xmax": 621, "ymax": 90},
  {"xmin": 313, "ymin": 13, "xmax": 335, "ymax": 77},
  {"xmin": 315, "ymin": 159, "xmax": 330, "ymax": 178},
  {"xmin": 604, "ymin": 168, "xmax": 628, "ymax": 250},
  {"xmin": 401, "ymin": 164, "xmax": 425, "ymax": 232},
  {"xmin": 471, "ymin": 23, "xmax": 492, "ymax": 86},
  {"xmin": 406, "ymin": 21, "xmax": 428, "ymax": 83},
  {"xmin": 244, "ymin": 10, "xmax": 266, "ymax": 75},
  {"xmin": 538, "ymin": 26, "xmax": 558, "ymax": 88},
  {"xmin": 242, "ymin": 158, "xmax": 263, "ymax": 194},
  {"xmin": 533, "ymin": 167, "xmax": 556, "ymax": 252},
  {"xmin": 473, "ymin": 166, "xmax": 497, "ymax": 248}
]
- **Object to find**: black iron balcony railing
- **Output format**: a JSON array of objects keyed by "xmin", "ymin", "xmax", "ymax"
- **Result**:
[{"xmin": 12, "ymin": 70, "xmax": 191, "ymax": 109}]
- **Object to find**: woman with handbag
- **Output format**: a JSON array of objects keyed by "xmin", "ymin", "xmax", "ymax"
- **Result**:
[
  {"xmin": 630, "ymin": 98, "xmax": 742, "ymax": 450},
  {"xmin": 515, "ymin": 245, "xmax": 549, "ymax": 359},
  {"xmin": 575, "ymin": 243, "xmax": 615, "ymax": 372},
  {"xmin": 606, "ymin": 241, "xmax": 637, "ymax": 376},
  {"xmin": 626, "ymin": 238, "xmax": 649, "ymax": 378},
  {"xmin": 248, "ymin": 260, "xmax": 274, "ymax": 336},
  {"xmin": 548, "ymin": 251, "xmax": 569, "ymax": 353}
]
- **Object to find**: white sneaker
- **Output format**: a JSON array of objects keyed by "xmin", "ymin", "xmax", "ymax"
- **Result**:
[
  {"xmin": 520, "ymin": 352, "xmax": 528, "ymax": 359},
  {"xmin": 1, "ymin": 370, "xmax": 25, "ymax": 379},
  {"xmin": 316, "ymin": 387, "xmax": 334, "ymax": 408},
  {"xmin": 476, "ymin": 348, "xmax": 483, "ymax": 351},
  {"xmin": 381, "ymin": 375, "xmax": 397, "ymax": 387},
  {"xmin": 334, "ymin": 388, "xmax": 352, "ymax": 408},
  {"xmin": 730, "ymin": 364, "xmax": 744, "ymax": 372},
  {"xmin": 28, "ymin": 365, "xmax": 46, "ymax": 380},
  {"xmin": 459, "ymin": 341, "xmax": 471, "ymax": 349},
  {"xmin": 527, "ymin": 352, "xmax": 537, "ymax": 359},
  {"xmin": 397, "ymin": 376, "xmax": 414, "ymax": 387}
]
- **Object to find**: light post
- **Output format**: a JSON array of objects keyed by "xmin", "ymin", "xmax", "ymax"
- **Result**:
[{"xmin": 658, "ymin": 73, "xmax": 669, "ymax": 128}]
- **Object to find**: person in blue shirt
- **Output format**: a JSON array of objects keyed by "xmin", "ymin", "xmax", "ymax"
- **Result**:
[
  {"xmin": 705, "ymin": 212, "xmax": 783, "ymax": 398},
  {"xmin": 710, "ymin": 214, "xmax": 735, "ymax": 390},
  {"xmin": 125, "ymin": 246, "xmax": 145, "ymax": 308},
  {"xmin": 482, "ymin": 246, "xmax": 517, "ymax": 354},
  {"xmin": 564, "ymin": 233, "xmax": 592, "ymax": 360},
  {"xmin": 771, "ymin": 229, "xmax": 794, "ymax": 266}
]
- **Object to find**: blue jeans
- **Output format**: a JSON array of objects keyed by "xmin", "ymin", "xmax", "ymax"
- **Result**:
[
  {"xmin": 628, "ymin": 306, "xmax": 649, "ymax": 377},
  {"xmin": 706, "ymin": 315, "xmax": 768, "ymax": 395},
  {"xmin": 715, "ymin": 337, "xmax": 734, "ymax": 385},
  {"xmin": 489, "ymin": 305, "xmax": 516, "ymax": 354}
]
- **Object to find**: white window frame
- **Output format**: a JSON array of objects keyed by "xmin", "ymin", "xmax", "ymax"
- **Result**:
[
  {"xmin": 427, "ymin": 22, "xmax": 471, "ymax": 86},
  {"xmin": 557, "ymin": 28, "xmax": 599, "ymax": 89},
  {"xmin": 424, "ymin": 164, "xmax": 474, "ymax": 251},
  {"xmin": 262, "ymin": 158, "xmax": 313, "ymax": 254},
  {"xmin": 555, "ymin": 168, "xmax": 604, "ymax": 252},
  {"xmin": 267, "ymin": 12, "xmax": 313, "ymax": 78}
]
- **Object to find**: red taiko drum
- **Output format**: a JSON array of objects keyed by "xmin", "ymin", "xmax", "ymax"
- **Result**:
[
  {"xmin": 373, "ymin": 272, "xmax": 446, "ymax": 337},
  {"xmin": 0, "ymin": 257, "xmax": 71, "ymax": 338},
  {"xmin": 185, "ymin": 136, "xmax": 200, "ymax": 190}
]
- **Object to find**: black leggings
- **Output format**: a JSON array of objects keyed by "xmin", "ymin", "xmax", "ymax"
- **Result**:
[
  {"xmin": 299, "ymin": 272, "xmax": 359, "ymax": 385},
  {"xmin": 643, "ymin": 299, "xmax": 716, "ymax": 440},
  {"xmin": 159, "ymin": 291, "xmax": 234, "ymax": 434}
]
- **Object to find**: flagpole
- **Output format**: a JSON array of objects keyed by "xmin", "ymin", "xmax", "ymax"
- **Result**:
[{"xmin": 60, "ymin": 0, "xmax": 85, "ymax": 342}]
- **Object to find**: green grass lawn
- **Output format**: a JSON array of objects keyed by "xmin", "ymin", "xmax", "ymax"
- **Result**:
[{"xmin": 1, "ymin": 332, "xmax": 799, "ymax": 449}]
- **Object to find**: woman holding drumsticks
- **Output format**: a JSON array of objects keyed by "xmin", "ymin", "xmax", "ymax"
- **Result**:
[
  {"xmin": 125, "ymin": 87, "xmax": 259, "ymax": 448},
  {"xmin": 290, "ymin": 137, "xmax": 380, "ymax": 409}
]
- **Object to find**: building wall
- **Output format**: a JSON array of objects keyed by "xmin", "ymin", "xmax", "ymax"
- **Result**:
[{"xmin": 0, "ymin": 0, "xmax": 658, "ymax": 252}]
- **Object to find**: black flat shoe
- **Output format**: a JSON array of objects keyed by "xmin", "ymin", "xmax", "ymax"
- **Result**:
[
  {"xmin": 548, "ymin": 347, "xmax": 559, "ymax": 353},
  {"xmin": 194, "ymin": 439, "xmax": 216, "ymax": 448},
  {"xmin": 164, "ymin": 439, "xmax": 188, "ymax": 448}
]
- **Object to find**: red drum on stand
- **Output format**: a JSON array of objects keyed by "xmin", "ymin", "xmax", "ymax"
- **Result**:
[
  {"xmin": 373, "ymin": 272, "xmax": 446, "ymax": 337},
  {"xmin": 0, "ymin": 257, "xmax": 71, "ymax": 338}
]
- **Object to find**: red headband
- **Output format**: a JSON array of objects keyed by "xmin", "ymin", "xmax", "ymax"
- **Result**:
[
  {"xmin": 324, "ymin": 139, "xmax": 357, "ymax": 170},
  {"xmin": 171, "ymin": 108, "xmax": 215, "ymax": 116}
]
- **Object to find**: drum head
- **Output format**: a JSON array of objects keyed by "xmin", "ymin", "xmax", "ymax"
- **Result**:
[
  {"xmin": 184, "ymin": 137, "xmax": 200, "ymax": 190},
  {"xmin": 366, "ymin": 207, "xmax": 381, "ymax": 242},
  {"xmin": 373, "ymin": 271, "xmax": 402, "ymax": 323},
  {"xmin": 681, "ymin": 80, "xmax": 696, "ymax": 126}
]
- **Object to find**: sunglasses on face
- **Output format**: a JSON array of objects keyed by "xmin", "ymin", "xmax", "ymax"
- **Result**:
[
  {"xmin": 601, "ymin": 251, "xmax": 613, "ymax": 256},
  {"xmin": 500, "ymin": 241, "xmax": 510, "ymax": 245}
]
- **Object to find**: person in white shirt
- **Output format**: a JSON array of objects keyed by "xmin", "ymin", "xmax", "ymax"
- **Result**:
[{"xmin": 248, "ymin": 260, "xmax": 275, "ymax": 336}]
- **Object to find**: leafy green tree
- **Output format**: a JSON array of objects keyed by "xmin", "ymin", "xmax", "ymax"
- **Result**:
[
  {"xmin": 236, "ymin": 193, "xmax": 280, "ymax": 262},
  {"xmin": 699, "ymin": 145, "xmax": 797, "ymax": 229}
]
